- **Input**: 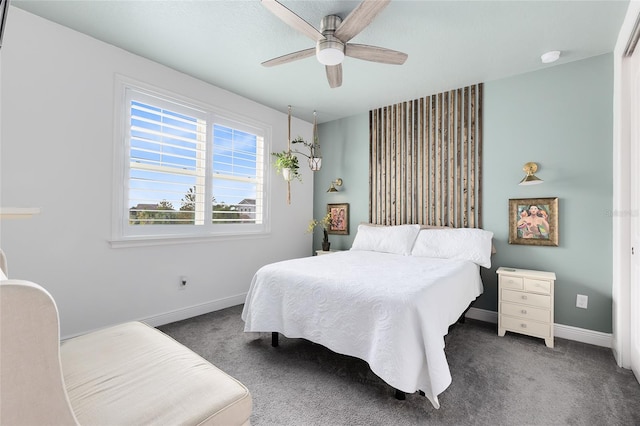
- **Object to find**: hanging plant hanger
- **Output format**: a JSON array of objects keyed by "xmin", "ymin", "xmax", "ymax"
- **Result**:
[
  {"xmin": 271, "ymin": 105, "xmax": 301, "ymax": 204},
  {"xmin": 292, "ymin": 110, "xmax": 322, "ymax": 172}
]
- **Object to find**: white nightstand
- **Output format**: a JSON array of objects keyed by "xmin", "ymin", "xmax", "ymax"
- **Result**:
[
  {"xmin": 497, "ymin": 267, "xmax": 556, "ymax": 348},
  {"xmin": 315, "ymin": 250, "xmax": 338, "ymax": 256}
]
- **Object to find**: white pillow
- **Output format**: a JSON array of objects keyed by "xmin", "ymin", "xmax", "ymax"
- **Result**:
[
  {"xmin": 350, "ymin": 224, "xmax": 421, "ymax": 256},
  {"xmin": 411, "ymin": 228, "xmax": 494, "ymax": 268}
]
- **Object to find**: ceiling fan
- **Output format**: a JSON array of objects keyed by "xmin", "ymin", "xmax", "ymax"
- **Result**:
[{"xmin": 260, "ymin": 0, "xmax": 408, "ymax": 88}]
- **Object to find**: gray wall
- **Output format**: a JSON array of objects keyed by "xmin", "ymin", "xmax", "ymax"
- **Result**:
[
  {"xmin": 1, "ymin": 8, "xmax": 314, "ymax": 338},
  {"xmin": 315, "ymin": 53, "xmax": 614, "ymax": 333}
]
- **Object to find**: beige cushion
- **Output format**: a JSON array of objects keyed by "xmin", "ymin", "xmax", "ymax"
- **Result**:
[
  {"xmin": 61, "ymin": 322, "xmax": 252, "ymax": 426},
  {"xmin": 1, "ymin": 280, "xmax": 79, "ymax": 425}
]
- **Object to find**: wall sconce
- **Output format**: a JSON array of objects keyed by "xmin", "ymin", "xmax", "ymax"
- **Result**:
[
  {"xmin": 327, "ymin": 178, "xmax": 343, "ymax": 192},
  {"xmin": 519, "ymin": 162, "xmax": 543, "ymax": 185}
]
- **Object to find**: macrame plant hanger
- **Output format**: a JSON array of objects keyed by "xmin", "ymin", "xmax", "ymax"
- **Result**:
[
  {"xmin": 286, "ymin": 105, "xmax": 292, "ymax": 205},
  {"xmin": 309, "ymin": 110, "xmax": 322, "ymax": 171}
]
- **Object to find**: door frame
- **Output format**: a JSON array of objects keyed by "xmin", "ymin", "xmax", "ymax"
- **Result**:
[
  {"xmin": 613, "ymin": 2, "xmax": 640, "ymax": 378},
  {"xmin": 629, "ymin": 33, "xmax": 640, "ymax": 381}
]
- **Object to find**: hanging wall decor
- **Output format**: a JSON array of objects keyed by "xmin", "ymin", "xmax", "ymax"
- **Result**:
[
  {"xmin": 508, "ymin": 197, "xmax": 558, "ymax": 246},
  {"xmin": 327, "ymin": 203, "xmax": 349, "ymax": 235},
  {"xmin": 369, "ymin": 83, "xmax": 483, "ymax": 228}
]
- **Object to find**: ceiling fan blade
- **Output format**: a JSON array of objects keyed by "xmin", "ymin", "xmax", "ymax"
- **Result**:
[
  {"xmin": 261, "ymin": 0, "xmax": 324, "ymax": 42},
  {"xmin": 326, "ymin": 64, "xmax": 342, "ymax": 88},
  {"xmin": 345, "ymin": 43, "xmax": 408, "ymax": 65},
  {"xmin": 262, "ymin": 48, "xmax": 316, "ymax": 67},
  {"xmin": 334, "ymin": 0, "xmax": 391, "ymax": 43}
]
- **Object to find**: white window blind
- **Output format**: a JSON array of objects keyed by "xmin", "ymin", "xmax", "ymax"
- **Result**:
[
  {"xmin": 115, "ymin": 83, "xmax": 267, "ymax": 243},
  {"xmin": 128, "ymin": 98, "xmax": 207, "ymax": 225},
  {"xmin": 212, "ymin": 123, "xmax": 264, "ymax": 224}
]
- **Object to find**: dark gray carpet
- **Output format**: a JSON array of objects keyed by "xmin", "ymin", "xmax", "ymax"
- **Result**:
[{"xmin": 158, "ymin": 305, "xmax": 640, "ymax": 425}]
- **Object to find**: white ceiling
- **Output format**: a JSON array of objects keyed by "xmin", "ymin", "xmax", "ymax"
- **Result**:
[{"xmin": 12, "ymin": 0, "xmax": 629, "ymax": 123}]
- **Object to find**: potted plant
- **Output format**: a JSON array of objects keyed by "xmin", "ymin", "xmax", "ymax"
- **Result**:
[
  {"xmin": 307, "ymin": 213, "xmax": 332, "ymax": 251},
  {"xmin": 272, "ymin": 150, "xmax": 301, "ymax": 182},
  {"xmin": 292, "ymin": 136, "xmax": 322, "ymax": 171}
]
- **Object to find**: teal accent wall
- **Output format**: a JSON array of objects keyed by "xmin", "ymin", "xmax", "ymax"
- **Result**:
[
  {"xmin": 315, "ymin": 53, "xmax": 614, "ymax": 333},
  {"xmin": 483, "ymin": 54, "xmax": 613, "ymax": 333},
  {"xmin": 312, "ymin": 113, "xmax": 370, "ymax": 252}
]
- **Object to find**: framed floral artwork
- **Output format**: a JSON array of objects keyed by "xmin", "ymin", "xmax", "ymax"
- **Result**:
[
  {"xmin": 327, "ymin": 203, "xmax": 349, "ymax": 235},
  {"xmin": 509, "ymin": 197, "xmax": 558, "ymax": 246}
]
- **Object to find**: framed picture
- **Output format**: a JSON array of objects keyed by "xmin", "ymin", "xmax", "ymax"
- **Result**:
[
  {"xmin": 509, "ymin": 197, "xmax": 558, "ymax": 246},
  {"xmin": 327, "ymin": 203, "xmax": 349, "ymax": 235}
]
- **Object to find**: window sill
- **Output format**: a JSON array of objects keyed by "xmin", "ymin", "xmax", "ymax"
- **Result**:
[{"xmin": 109, "ymin": 232, "xmax": 269, "ymax": 248}]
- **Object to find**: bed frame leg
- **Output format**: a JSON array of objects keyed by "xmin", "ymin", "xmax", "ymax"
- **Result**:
[
  {"xmin": 394, "ymin": 389, "xmax": 406, "ymax": 400},
  {"xmin": 271, "ymin": 332, "xmax": 279, "ymax": 347},
  {"xmin": 458, "ymin": 306, "xmax": 471, "ymax": 324}
]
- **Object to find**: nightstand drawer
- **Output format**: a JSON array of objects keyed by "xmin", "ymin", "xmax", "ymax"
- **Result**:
[
  {"xmin": 499, "ymin": 275, "xmax": 523, "ymax": 290},
  {"xmin": 502, "ymin": 289, "xmax": 551, "ymax": 309},
  {"xmin": 500, "ymin": 302, "xmax": 550, "ymax": 322},
  {"xmin": 524, "ymin": 278, "xmax": 551, "ymax": 294},
  {"xmin": 501, "ymin": 315, "xmax": 551, "ymax": 338}
]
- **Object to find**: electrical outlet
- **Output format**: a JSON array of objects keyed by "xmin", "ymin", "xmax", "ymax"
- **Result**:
[
  {"xmin": 576, "ymin": 294, "xmax": 588, "ymax": 309},
  {"xmin": 179, "ymin": 276, "xmax": 188, "ymax": 290}
]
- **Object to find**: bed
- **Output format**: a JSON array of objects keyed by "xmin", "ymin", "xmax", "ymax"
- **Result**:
[{"xmin": 241, "ymin": 224, "xmax": 493, "ymax": 409}]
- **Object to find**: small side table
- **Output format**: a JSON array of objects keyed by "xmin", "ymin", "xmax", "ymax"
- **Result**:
[
  {"xmin": 497, "ymin": 267, "xmax": 556, "ymax": 348},
  {"xmin": 316, "ymin": 250, "xmax": 344, "ymax": 256}
]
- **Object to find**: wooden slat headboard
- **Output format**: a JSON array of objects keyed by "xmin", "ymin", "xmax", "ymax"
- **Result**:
[{"xmin": 369, "ymin": 83, "xmax": 483, "ymax": 228}]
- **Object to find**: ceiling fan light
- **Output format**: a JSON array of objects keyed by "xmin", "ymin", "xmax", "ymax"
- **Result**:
[
  {"xmin": 317, "ymin": 48, "xmax": 344, "ymax": 66},
  {"xmin": 316, "ymin": 38, "xmax": 345, "ymax": 66}
]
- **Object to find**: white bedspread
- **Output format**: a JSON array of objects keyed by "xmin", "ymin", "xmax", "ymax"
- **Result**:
[{"xmin": 241, "ymin": 250, "xmax": 483, "ymax": 409}]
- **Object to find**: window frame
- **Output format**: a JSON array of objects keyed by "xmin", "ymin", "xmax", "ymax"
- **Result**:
[{"xmin": 111, "ymin": 76, "xmax": 271, "ymax": 247}]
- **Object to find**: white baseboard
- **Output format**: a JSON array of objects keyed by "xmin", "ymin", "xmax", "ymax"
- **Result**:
[
  {"xmin": 465, "ymin": 307, "xmax": 498, "ymax": 323},
  {"xmin": 142, "ymin": 293, "xmax": 248, "ymax": 328},
  {"xmin": 139, "ymin": 303, "xmax": 616, "ymax": 348},
  {"xmin": 554, "ymin": 323, "xmax": 613, "ymax": 348},
  {"xmin": 465, "ymin": 307, "xmax": 613, "ymax": 348},
  {"xmin": 61, "ymin": 293, "xmax": 248, "ymax": 341}
]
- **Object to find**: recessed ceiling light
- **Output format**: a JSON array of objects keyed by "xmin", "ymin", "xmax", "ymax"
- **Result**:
[{"xmin": 541, "ymin": 51, "xmax": 561, "ymax": 64}]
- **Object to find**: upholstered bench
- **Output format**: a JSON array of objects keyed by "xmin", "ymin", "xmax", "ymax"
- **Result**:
[{"xmin": 0, "ymin": 279, "xmax": 252, "ymax": 425}]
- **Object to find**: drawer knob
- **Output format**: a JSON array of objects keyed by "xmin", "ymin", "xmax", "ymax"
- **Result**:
[
  {"xmin": 521, "ymin": 309, "xmax": 527, "ymax": 314},
  {"xmin": 520, "ymin": 323, "xmax": 527, "ymax": 328},
  {"xmin": 521, "ymin": 295, "xmax": 528, "ymax": 300}
]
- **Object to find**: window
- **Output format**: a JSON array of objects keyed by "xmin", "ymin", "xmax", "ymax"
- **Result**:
[{"xmin": 113, "ymin": 81, "xmax": 268, "ymax": 245}]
